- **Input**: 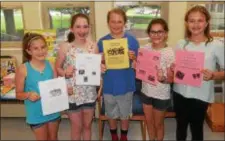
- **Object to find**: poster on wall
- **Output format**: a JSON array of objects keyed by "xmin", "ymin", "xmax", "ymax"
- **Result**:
[
  {"xmin": 24, "ymin": 29, "xmax": 58, "ymax": 63},
  {"xmin": 0, "ymin": 56, "xmax": 17, "ymax": 100}
]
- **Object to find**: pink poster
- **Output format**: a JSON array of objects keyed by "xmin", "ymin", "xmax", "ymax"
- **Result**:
[
  {"xmin": 174, "ymin": 50, "xmax": 205, "ymax": 87},
  {"xmin": 136, "ymin": 48, "xmax": 161, "ymax": 85}
]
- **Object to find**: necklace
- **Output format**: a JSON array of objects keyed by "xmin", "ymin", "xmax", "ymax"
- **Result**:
[{"xmin": 30, "ymin": 62, "xmax": 45, "ymax": 75}]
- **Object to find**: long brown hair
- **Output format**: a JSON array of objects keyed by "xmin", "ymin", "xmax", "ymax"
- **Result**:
[
  {"xmin": 67, "ymin": 13, "xmax": 90, "ymax": 42},
  {"xmin": 185, "ymin": 5, "xmax": 213, "ymax": 44}
]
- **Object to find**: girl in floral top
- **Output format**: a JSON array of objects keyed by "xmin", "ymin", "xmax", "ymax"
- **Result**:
[{"xmin": 55, "ymin": 13, "xmax": 100, "ymax": 140}]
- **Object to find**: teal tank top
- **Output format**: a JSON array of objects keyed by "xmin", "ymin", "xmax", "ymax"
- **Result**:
[{"xmin": 24, "ymin": 60, "xmax": 60, "ymax": 124}]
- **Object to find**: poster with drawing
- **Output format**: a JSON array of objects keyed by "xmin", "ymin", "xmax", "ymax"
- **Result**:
[
  {"xmin": 136, "ymin": 48, "xmax": 161, "ymax": 85},
  {"xmin": 103, "ymin": 38, "xmax": 129, "ymax": 69},
  {"xmin": 174, "ymin": 50, "xmax": 204, "ymax": 87},
  {"xmin": 75, "ymin": 53, "xmax": 101, "ymax": 86},
  {"xmin": 38, "ymin": 77, "xmax": 69, "ymax": 116}
]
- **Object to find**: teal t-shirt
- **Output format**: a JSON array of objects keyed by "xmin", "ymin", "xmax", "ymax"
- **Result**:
[{"xmin": 24, "ymin": 60, "xmax": 60, "ymax": 124}]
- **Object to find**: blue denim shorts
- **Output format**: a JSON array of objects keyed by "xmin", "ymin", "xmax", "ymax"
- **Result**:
[
  {"xmin": 29, "ymin": 116, "xmax": 61, "ymax": 130},
  {"xmin": 140, "ymin": 92, "xmax": 171, "ymax": 111}
]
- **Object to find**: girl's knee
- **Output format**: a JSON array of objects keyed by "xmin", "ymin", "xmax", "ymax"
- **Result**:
[
  {"xmin": 48, "ymin": 134, "xmax": 58, "ymax": 141},
  {"xmin": 83, "ymin": 122, "xmax": 92, "ymax": 130},
  {"xmin": 154, "ymin": 121, "xmax": 164, "ymax": 129}
]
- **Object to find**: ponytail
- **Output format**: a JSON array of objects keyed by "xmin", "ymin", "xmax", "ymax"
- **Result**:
[{"xmin": 67, "ymin": 32, "xmax": 75, "ymax": 42}]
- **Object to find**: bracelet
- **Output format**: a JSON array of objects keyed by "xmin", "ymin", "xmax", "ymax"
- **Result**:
[{"xmin": 26, "ymin": 92, "xmax": 31, "ymax": 100}]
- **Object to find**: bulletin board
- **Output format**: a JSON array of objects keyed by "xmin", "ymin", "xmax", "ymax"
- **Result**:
[{"xmin": 0, "ymin": 56, "xmax": 17, "ymax": 101}]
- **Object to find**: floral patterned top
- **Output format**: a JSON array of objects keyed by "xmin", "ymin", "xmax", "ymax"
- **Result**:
[
  {"xmin": 63, "ymin": 41, "xmax": 97, "ymax": 105},
  {"xmin": 141, "ymin": 43, "xmax": 175, "ymax": 100}
]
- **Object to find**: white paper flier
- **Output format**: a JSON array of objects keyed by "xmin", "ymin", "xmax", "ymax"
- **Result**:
[
  {"xmin": 38, "ymin": 77, "xmax": 69, "ymax": 116},
  {"xmin": 75, "ymin": 53, "xmax": 101, "ymax": 86}
]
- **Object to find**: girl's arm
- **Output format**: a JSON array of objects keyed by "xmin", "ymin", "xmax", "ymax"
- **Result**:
[
  {"xmin": 201, "ymin": 69, "xmax": 225, "ymax": 81},
  {"xmin": 15, "ymin": 64, "xmax": 29, "ymax": 100},
  {"xmin": 93, "ymin": 42, "xmax": 99, "ymax": 54},
  {"xmin": 15, "ymin": 64, "xmax": 40, "ymax": 101},
  {"xmin": 93, "ymin": 42, "xmax": 107, "ymax": 73},
  {"xmin": 55, "ymin": 43, "xmax": 67, "ymax": 77},
  {"xmin": 212, "ymin": 71, "xmax": 225, "ymax": 80},
  {"xmin": 50, "ymin": 61, "xmax": 57, "ymax": 78},
  {"xmin": 55, "ymin": 42, "xmax": 74, "ymax": 78},
  {"xmin": 97, "ymin": 79, "xmax": 103, "ymax": 101}
]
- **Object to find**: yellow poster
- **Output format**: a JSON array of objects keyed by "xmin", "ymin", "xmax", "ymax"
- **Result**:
[
  {"xmin": 103, "ymin": 38, "xmax": 129, "ymax": 69},
  {"xmin": 24, "ymin": 29, "xmax": 57, "ymax": 63}
]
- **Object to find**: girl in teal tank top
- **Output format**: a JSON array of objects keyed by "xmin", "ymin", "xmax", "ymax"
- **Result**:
[{"xmin": 15, "ymin": 33, "xmax": 60, "ymax": 140}]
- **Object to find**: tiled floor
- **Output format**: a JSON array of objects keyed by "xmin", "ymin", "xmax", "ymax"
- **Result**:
[{"xmin": 1, "ymin": 117, "xmax": 224, "ymax": 140}]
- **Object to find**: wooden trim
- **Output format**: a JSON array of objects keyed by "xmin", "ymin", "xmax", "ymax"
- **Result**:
[
  {"xmin": 1, "ymin": 2, "xmax": 23, "ymax": 9},
  {"xmin": 1, "ymin": 42, "xmax": 22, "ymax": 48},
  {"xmin": 187, "ymin": 1, "xmax": 225, "ymax": 9},
  {"xmin": 0, "ymin": 100, "xmax": 23, "ymax": 104}
]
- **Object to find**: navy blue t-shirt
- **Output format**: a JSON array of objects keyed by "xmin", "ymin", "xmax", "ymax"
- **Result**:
[{"xmin": 98, "ymin": 32, "xmax": 139, "ymax": 96}]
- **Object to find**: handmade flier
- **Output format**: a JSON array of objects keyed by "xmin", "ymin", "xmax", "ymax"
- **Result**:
[
  {"xmin": 39, "ymin": 77, "xmax": 69, "ymax": 116},
  {"xmin": 174, "ymin": 50, "xmax": 204, "ymax": 87},
  {"xmin": 136, "ymin": 48, "xmax": 161, "ymax": 85},
  {"xmin": 103, "ymin": 38, "xmax": 129, "ymax": 69},
  {"xmin": 75, "ymin": 53, "xmax": 101, "ymax": 86}
]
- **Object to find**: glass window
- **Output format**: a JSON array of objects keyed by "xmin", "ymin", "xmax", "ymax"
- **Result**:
[
  {"xmin": 115, "ymin": 2, "xmax": 161, "ymax": 40},
  {"xmin": 47, "ymin": 7, "xmax": 90, "ymax": 43},
  {"xmin": 210, "ymin": 4, "xmax": 216, "ymax": 12},
  {"xmin": 1, "ymin": 8, "xmax": 24, "ymax": 41},
  {"xmin": 217, "ymin": 4, "xmax": 224, "ymax": 13}
]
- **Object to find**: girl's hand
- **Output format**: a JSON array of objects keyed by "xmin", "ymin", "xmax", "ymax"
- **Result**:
[
  {"xmin": 101, "ymin": 64, "xmax": 107, "ymax": 73},
  {"xmin": 97, "ymin": 89, "xmax": 102, "ymax": 101},
  {"xmin": 132, "ymin": 60, "xmax": 137, "ymax": 69},
  {"xmin": 27, "ymin": 92, "xmax": 40, "ymax": 102},
  {"xmin": 128, "ymin": 50, "xmax": 136, "ymax": 60},
  {"xmin": 157, "ymin": 67, "xmax": 166, "ymax": 82},
  {"xmin": 201, "ymin": 69, "xmax": 214, "ymax": 81},
  {"xmin": 170, "ymin": 63, "xmax": 176, "ymax": 72},
  {"xmin": 65, "ymin": 65, "xmax": 75, "ymax": 78},
  {"xmin": 101, "ymin": 53, "xmax": 106, "ymax": 65},
  {"xmin": 166, "ymin": 67, "xmax": 174, "ymax": 83},
  {"xmin": 67, "ymin": 86, "xmax": 73, "ymax": 95}
]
